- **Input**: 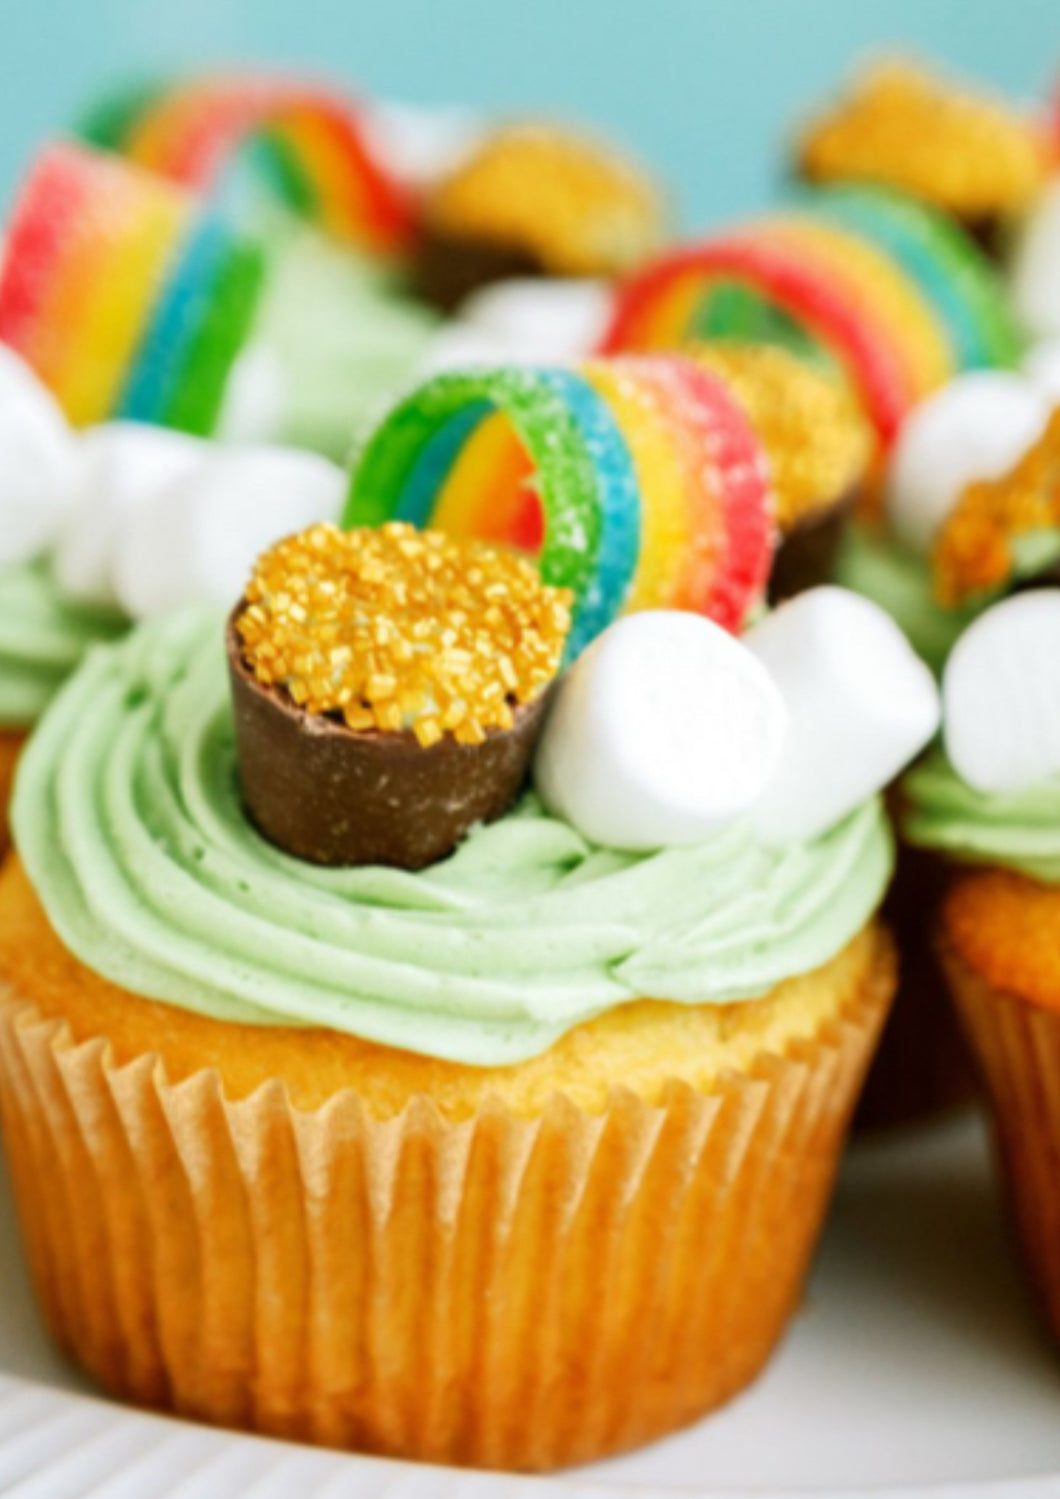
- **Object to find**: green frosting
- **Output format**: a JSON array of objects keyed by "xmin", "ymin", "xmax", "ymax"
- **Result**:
[
  {"xmin": 254, "ymin": 221, "xmax": 439, "ymax": 462},
  {"xmin": 0, "ymin": 560, "xmax": 126, "ymax": 730},
  {"xmin": 13, "ymin": 610, "xmax": 894, "ymax": 1067},
  {"xmin": 834, "ymin": 525, "xmax": 983, "ymax": 677},
  {"xmin": 904, "ymin": 749, "xmax": 1060, "ymax": 883}
]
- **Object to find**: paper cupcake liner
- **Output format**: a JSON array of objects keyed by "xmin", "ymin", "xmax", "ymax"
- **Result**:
[
  {"xmin": 942, "ymin": 940, "xmax": 1060, "ymax": 1338},
  {"xmin": 858, "ymin": 839, "xmax": 976, "ymax": 1130},
  {"xmin": 0, "ymin": 942, "xmax": 891, "ymax": 1472},
  {"xmin": 0, "ymin": 732, "xmax": 23, "ymax": 862}
]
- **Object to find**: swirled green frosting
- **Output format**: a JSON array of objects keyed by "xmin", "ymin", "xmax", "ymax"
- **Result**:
[
  {"xmin": 13, "ymin": 610, "xmax": 894, "ymax": 1065},
  {"xmin": 0, "ymin": 560, "xmax": 126, "ymax": 730},
  {"xmin": 904, "ymin": 749, "xmax": 1060, "ymax": 883}
]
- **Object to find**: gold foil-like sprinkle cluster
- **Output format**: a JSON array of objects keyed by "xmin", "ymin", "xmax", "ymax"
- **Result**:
[
  {"xmin": 237, "ymin": 523, "xmax": 572, "ymax": 747},
  {"xmin": 799, "ymin": 60, "xmax": 1051, "ymax": 217},
  {"xmin": 695, "ymin": 341, "xmax": 873, "ymax": 529},
  {"xmin": 426, "ymin": 124, "xmax": 666, "ymax": 276},
  {"xmin": 934, "ymin": 409, "xmax": 1060, "ymax": 606}
]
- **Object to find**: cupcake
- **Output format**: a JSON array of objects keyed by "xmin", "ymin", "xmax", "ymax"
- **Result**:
[
  {"xmin": 903, "ymin": 588, "xmax": 1060, "ymax": 1332},
  {"xmin": 796, "ymin": 58, "xmax": 1052, "ymax": 259},
  {"xmin": 0, "ymin": 380, "xmax": 945, "ymax": 1464},
  {"xmin": 413, "ymin": 122, "xmax": 668, "ymax": 311}
]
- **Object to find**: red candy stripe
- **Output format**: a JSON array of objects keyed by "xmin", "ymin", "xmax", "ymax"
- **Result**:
[{"xmin": 0, "ymin": 143, "xmax": 95, "ymax": 356}]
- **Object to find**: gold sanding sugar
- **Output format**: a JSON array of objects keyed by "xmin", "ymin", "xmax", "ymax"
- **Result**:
[
  {"xmin": 694, "ymin": 342, "xmax": 873, "ymax": 529},
  {"xmin": 425, "ymin": 124, "xmax": 665, "ymax": 275},
  {"xmin": 798, "ymin": 59, "xmax": 1051, "ymax": 217},
  {"xmin": 237, "ymin": 523, "xmax": 572, "ymax": 747},
  {"xmin": 934, "ymin": 409, "xmax": 1060, "ymax": 607}
]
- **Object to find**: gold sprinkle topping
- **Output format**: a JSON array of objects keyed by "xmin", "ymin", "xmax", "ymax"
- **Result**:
[
  {"xmin": 694, "ymin": 341, "xmax": 874, "ymax": 529},
  {"xmin": 237, "ymin": 523, "xmax": 572, "ymax": 747},
  {"xmin": 798, "ymin": 59, "xmax": 1051, "ymax": 218},
  {"xmin": 934, "ymin": 409, "xmax": 1060, "ymax": 606},
  {"xmin": 425, "ymin": 123, "xmax": 667, "ymax": 277}
]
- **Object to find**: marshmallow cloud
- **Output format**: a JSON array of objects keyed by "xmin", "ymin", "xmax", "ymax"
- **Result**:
[
  {"xmin": 534, "ymin": 611, "xmax": 788, "ymax": 850},
  {"xmin": 1011, "ymin": 180, "xmax": 1060, "ymax": 342},
  {"xmin": 748, "ymin": 588, "xmax": 941, "ymax": 846},
  {"xmin": 0, "ymin": 345, "xmax": 79, "ymax": 569},
  {"xmin": 944, "ymin": 591, "xmax": 1060, "ymax": 795},
  {"xmin": 114, "ymin": 444, "xmax": 345, "ymax": 621},
  {"xmin": 419, "ymin": 278, "xmax": 613, "ymax": 374},
  {"xmin": 887, "ymin": 372, "xmax": 1052, "ymax": 555}
]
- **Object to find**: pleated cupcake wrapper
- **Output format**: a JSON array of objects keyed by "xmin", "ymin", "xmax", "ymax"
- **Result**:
[
  {"xmin": 0, "ymin": 732, "xmax": 23, "ymax": 861},
  {"xmin": 0, "ymin": 953, "xmax": 891, "ymax": 1472},
  {"xmin": 942, "ymin": 942, "xmax": 1060, "ymax": 1340}
]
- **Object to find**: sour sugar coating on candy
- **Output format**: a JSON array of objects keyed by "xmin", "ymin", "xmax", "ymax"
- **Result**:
[
  {"xmin": 534, "ymin": 610, "xmax": 787, "ymax": 851},
  {"xmin": 237, "ymin": 522, "xmax": 571, "ymax": 747},
  {"xmin": 748, "ymin": 586, "xmax": 940, "ymax": 846},
  {"xmin": 886, "ymin": 372, "xmax": 1051, "ymax": 556},
  {"xmin": 0, "ymin": 345, "xmax": 79, "ymax": 568},
  {"xmin": 0, "ymin": 141, "xmax": 266, "ymax": 436},
  {"xmin": 943, "ymin": 592, "xmax": 1060, "ymax": 795}
]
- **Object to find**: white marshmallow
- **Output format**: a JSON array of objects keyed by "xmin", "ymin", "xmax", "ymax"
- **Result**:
[
  {"xmin": 360, "ymin": 100, "xmax": 484, "ymax": 191},
  {"xmin": 534, "ymin": 611, "xmax": 787, "ymax": 851},
  {"xmin": 215, "ymin": 342, "xmax": 290, "ymax": 445},
  {"xmin": 1022, "ymin": 339, "xmax": 1060, "ymax": 403},
  {"xmin": 1011, "ymin": 181, "xmax": 1060, "ymax": 340},
  {"xmin": 943, "ymin": 591, "xmax": 1060, "ymax": 794},
  {"xmin": 53, "ymin": 423, "xmax": 209, "ymax": 608},
  {"xmin": 0, "ymin": 345, "xmax": 79, "ymax": 568},
  {"xmin": 460, "ymin": 278, "xmax": 613, "ymax": 360},
  {"xmin": 886, "ymin": 372, "xmax": 1051, "ymax": 554},
  {"xmin": 113, "ymin": 445, "xmax": 345, "ymax": 621},
  {"xmin": 748, "ymin": 587, "xmax": 940, "ymax": 846},
  {"xmin": 417, "ymin": 324, "xmax": 522, "ymax": 376}
]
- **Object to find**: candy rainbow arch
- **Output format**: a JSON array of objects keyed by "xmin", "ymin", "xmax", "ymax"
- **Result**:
[
  {"xmin": 0, "ymin": 141, "xmax": 265, "ymax": 433},
  {"xmin": 344, "ymin": 358, "xmax": 776, "ymax": 656},
  {"xmin": 80, "ymin": 75, "xmax": 416, "ymax": 259},
  {"xmin": 602, "ymin": 188, "xmax": 1020, "ymax": 447}
]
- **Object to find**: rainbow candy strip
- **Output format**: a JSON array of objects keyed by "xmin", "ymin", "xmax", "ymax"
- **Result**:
[
  {"xmin": 602, "ymin": 188, "xmax": 1020, "ymax": 447},
  {"xmin": 344, "ymin": 357, "xmax": 776, "ymax": 656},
  {"xmin": 0, "ymin": 141, "xmax": 265, "ymax": 433},
  {"xmin": 79, "ymin": 74, "xmax": 415, "ymax": 260}
]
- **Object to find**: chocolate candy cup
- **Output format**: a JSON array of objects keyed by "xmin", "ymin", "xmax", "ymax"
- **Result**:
[
  {"xmin": 768, "ymin": 486, "xmax": 860, "ymax": 604},
  {"xmin": 227, "ymin": 609, "xmax": 550, "ymax": 870}
]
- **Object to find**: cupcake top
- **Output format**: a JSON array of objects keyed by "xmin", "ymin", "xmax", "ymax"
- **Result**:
[
  {"xmin": 797, "ymin": 59, "xmax": 1051, "ymax": 222},
  {"xmin": 420, "ymin": 123, "xmax": 667, "ymax": 278},
  {"xmin": 904, "ymin": 590, "xmax": 1060, "ymax": 880},
  {"xmin": 693, "ymin": 342, "xmax": 873, "ymax": 531}
]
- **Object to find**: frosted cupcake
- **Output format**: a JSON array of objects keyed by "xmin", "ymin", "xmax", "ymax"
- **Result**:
[
  {"xmin": 903, "ymin": 588, "xmax": 1060, "ymax": 1335},
  {"xmin": 0, "ymin": 439, "xmax": 941, "ymax": 1465}
]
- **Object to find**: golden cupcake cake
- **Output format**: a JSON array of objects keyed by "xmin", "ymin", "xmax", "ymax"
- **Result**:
[{"xmin": 0, "ymin": 355, "xmax": 948, "ymax": 1467}]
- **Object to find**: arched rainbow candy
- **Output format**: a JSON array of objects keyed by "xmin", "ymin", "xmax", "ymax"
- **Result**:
[
  {"xmin": 344, "ymin": 358, "xmax": 775, "ymax": 653},
  {"xmin": 803, "ymin": 187, "xmax": 1021, "ymax": 371},
  {"xmin": 79, "ymin": 75, "xmax": 415, "ymax": 259},
  {"xmin": 602, "ymin": 233, "xmax": 916, "ymax": 445},
  {"xmin": 0, "ymin": 141, "xmax": 265, "ymax": 434}
]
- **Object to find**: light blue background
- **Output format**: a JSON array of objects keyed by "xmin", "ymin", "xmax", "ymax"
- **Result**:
[{"xmin": 2, "ymin": 0, "xmax": 1057, "ymax": 229}]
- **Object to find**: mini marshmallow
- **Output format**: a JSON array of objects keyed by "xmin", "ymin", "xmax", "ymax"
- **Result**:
[
  {"xmin": 0, "ymin": 344, "xmax": 79, "ymax": 568},
  {"xmin": 53, "ymin": 423, "xmax": 209, "ymax": 608},
  {"xmin": 534, "ymin": 610, "xmax": 787, "ymax": 851},
  {"xmin": 1011, "ymin": 180, "xmax": 1060, "ymax": 341},
  {"xmin": 361, "ymin": 100, "xmax": 483, "ymax": 190},
  {"xmin": 113, "ymin": 444, "xmax": 345, "ymax": 621},
  {"xmin": 216, "ymin": 342, "xmax": 290, "ymax": 445},
  {"xmin": 460, "ymin": 278, "xmax": 614, "ymax": 361},
  {"xmin": 417, "ymin": 324, "xmax": 521, "ymax": 376},
  {"xmin": 943, "ymin": 591, "xmax": 1060, "ymax": 794},
  {"xmin": 886, "ymin": 372, "xmax": 1051, "ymax": 555},
  {"xmin": 1022, "ymin": 340, "xmax": 1060, "ymax": 403},
  {"xmin": 748, "ymin": 587, "xmax": 940, "ymax": 846}
]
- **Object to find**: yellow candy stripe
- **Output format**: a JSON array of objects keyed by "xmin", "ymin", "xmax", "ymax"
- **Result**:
[
  {"xmin": 50, "ymin": 183, "xmax": 187, "ymax": 425},
  {"xmin": 582, "ymin": 362, "xmax": 693, "ymax": 611},
  {"xmin": 753, "ymin": 217, "xmax": 953, "ymax": 399}
]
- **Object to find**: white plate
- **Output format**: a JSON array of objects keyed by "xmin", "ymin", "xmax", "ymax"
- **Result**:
[{"xmin": 1, "ymin": 1116, "xmax": 1060, "ymax": 1498}]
